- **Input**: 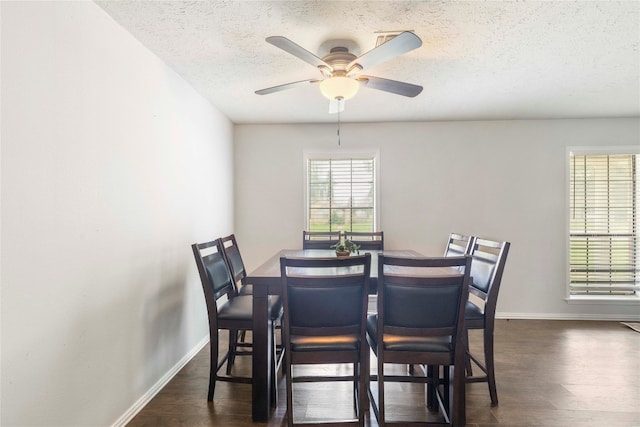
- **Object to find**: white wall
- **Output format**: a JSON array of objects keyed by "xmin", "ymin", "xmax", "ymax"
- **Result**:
[
  {"xmin": 234, "ymin": 119, "xmax": 640, "ymax": 320},
  {"xmin": 1, "ymin": 2, "xmax": 233, "ymax": 425}
]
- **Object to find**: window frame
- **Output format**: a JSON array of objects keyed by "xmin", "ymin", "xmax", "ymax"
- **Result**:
[
  {"xmin": 303, "ymin": 150, "xmax": 380, "ymax": 232},
  {"xmin": 565, "ymin": 145, "xmax": 640, "ymax": 304}
]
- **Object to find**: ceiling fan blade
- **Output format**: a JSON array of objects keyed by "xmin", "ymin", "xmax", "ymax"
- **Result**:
[
  {"xmin": 255, "ymin": 79, "xmax": 320, "ymax": 95},
  {"xmin": 357, "ymin": 75, "xmax": 423, "ymax": 97},
  {"xmin": 328, "ymin": 98, "xmax": 345, "ymax": 114},
  {"xmin": 266, "ymin": 36, "xmax": 332, "ymax": 71},
  {"xmin": 347, "ymin": 31, "xmax": 422, "ymax": 74}
]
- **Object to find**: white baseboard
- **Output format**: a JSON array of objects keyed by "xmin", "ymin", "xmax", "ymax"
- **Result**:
[
  {"xmin": 111, "ymin": 336, "xmax": 209, "ymax": 427},
  {"xmin": 496, "ymin": 312, "xmax": 640, "ymax": 321}
]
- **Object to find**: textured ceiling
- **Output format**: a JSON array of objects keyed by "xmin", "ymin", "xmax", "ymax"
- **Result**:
[{"xmin": 96, "ymin": 1, "xmax": 639, "ymax": 124}]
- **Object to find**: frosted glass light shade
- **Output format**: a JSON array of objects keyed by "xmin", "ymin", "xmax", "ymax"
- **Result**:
[{"xmin": 319, "ymin": 76, "xmax": 360, "ymax": 100}]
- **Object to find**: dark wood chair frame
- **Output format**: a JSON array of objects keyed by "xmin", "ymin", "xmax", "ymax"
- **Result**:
[
  {"xmin": 463, "ymin": 237, "xmax": 510, "ymax": 406},
  {"xmin": 443, "ymin": 233, "xmax": 473, "ymax": 257},
  {"xmin": 220, "ymin": 233, "xmax": 252, "ymax": 295},
  {"xmin": 345, "ymin": 231, "xmax": 384, "ymax": 251},
  {"xmin": 302, "ymin": 230, "xmax": 341, "ymax": 249},
  {"xmin": 367, "ymin": 255, "xmax": 472, "ymax": 427},
  {"xmin": 192, "ymin": 238, "xmax": 283, "ymax": 402},
  {"xmin": 280, "ymin": 254, "xmax": 372, "ymax": 427},
  {"xmin": 221, "ymin": 233, "xmax": 285, "ymax": 370}
]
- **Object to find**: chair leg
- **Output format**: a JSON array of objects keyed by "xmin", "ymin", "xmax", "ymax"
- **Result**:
[
  {"xmin": 377, "ymin": 355, "xmax": 385, "ymax": 425},
  {"xmin": 285, "ymin": 352, "xmax": 294, "ymax": 427},
  {"xmin": 270, "ymin": 322, "xmax": 278, "ymax": 408},
  {"xmin": 362, "ymin": 346, "xmax": 370, "ymax": 413},
  {"xmin": 208, "ymin": 332, "xmax": 218, "ymax": 401},
  {"xmin": 484, "ymin": 329, "xmax": 498, "ymax": 406},
  {"xmin": 426, "ymin": 365, "xmax": 437, "ymax": 411},
  {"xmin": 358, "ymin": 359, "xmax": 366, "ymax": 427},
  {"xmin": 452, "ymin": 364, "xmax": 466, "ymax": 427},
  {"xmin": 443, "ymin": 365, "xmax": 451, "ymax": 414},
  {"xmin": 463, "ymin": 328, "xmax": 473, "ymax": 377},
  {"xmin": 352, "ymin": 362, "xmax": 358, "ymax": 412},
  {"xmin": 226, "ymin": 329, "xmax": 239, "ymax": 375},
  {"xmin": 351, "ymin": 360, "xmax": 365, "ymax": 424}
]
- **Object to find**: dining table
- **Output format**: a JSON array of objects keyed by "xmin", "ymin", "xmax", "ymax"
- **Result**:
[{"xmin": 246, "ymin": 248, "xmax": 422, "ymax": 421}]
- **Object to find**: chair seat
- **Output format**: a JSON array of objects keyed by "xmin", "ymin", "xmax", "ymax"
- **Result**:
[
  {"xmin": 464, "ymin": 301, "xmax": 485, "ymax": 329},
  {"xmin": 218, "ymin": 295, "xmax": 282, "ymax": 322},
  {"xmin": 367, "ymin": 314, "xmax": 453, "ymax": 352},
  {"xmin": 290, "ymin": 334, "xmax": 360, "ymax": 352}
]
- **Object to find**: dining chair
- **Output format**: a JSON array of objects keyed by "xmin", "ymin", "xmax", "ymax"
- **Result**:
[
  {"xmin": 345, "ymin": 231, "xmax": 384, "ymax": 251},
  {"xmin": 406, "ymin": 232, "xmax": 471, "ymax": 376},
  {"xmin": 302, "ymin": 230, "xmax": 341, "ymax": 249},
  {"xmin": 220, "ymin": 234, "xmax": 256, "ymax": 369},
  {"xmin": 463, "ymin": 237, "xmax": 510, "ymax": 406},
  {"xmin": 192, "ymin": 238, "xmax": 283, "ymax": 402},
  {"xmin": 367, "ymin": 254, "xmax": 472, "ymax": 427},
  {"xmin": 280, "ymin": 253, "xmax": 371, "ymax": 427},
  {"xmin": 443, "ymin": 233, "xmax": 473, "ymax": 257},
  {"xmin": 221, "ymin": 233, "xmax": 285, "ymax": 369}
]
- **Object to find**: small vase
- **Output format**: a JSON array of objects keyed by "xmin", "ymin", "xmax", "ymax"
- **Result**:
[{"xmin": 336, "ymin": 250, "xmax": 350, "ymax": 257}]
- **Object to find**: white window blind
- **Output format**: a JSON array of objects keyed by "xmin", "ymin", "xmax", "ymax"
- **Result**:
[
  {"xmin": 307, "ymin": 157, "xmax": 376, "ymax": 232},
  {"xmin": 569, "ymin": 153, "xmax": 638, "ymax": 295}
]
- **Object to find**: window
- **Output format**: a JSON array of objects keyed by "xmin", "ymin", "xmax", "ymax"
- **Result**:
[
  {"xmin": 306, "ymin": 155, "xmax": 377, "ymax": 232},
  {"xmin": 568, "ymin": 150, "xmax": 639, "ymax": 296}
]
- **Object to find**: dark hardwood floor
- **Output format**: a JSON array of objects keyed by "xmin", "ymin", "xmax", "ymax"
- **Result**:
[{"xmin": 127, "ymin": 320, "xmax": 640, "ymax": 426}]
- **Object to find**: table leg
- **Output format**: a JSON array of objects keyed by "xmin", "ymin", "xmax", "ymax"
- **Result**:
[{"xmin": 252, "ymin": 284, "xmax": 272, "ymax": 421}]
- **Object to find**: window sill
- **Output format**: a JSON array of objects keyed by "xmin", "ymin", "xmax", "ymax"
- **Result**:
[{"xmin": 566, "ymin": 295, "xmax": 640, "ymax": 305}]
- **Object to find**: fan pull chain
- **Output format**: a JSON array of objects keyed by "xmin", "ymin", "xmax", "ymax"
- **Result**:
[{"xmin": 337, "ymin": 108, "xmax": 341, "ymax": 146}]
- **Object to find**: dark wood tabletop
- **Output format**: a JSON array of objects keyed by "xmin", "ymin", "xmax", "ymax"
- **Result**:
[{"xmin": 247, "ymin": 248, "xmax": 424, "ymax": 293}]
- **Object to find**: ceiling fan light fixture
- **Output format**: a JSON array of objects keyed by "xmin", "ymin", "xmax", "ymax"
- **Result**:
[{"xmin": 319, "ymin": 76, "xmax": 359, "ymax": 101}]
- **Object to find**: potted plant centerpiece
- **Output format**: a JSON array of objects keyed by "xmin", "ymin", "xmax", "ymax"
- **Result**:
[{"xmin": 332, "ymin": 231, "xmax": 361, "ymax": 257}]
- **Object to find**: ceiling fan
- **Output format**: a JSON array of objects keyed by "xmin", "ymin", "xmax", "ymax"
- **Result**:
[{"xmin": 255, "ymin": 31, "xmax": 423, "ymax": 113}]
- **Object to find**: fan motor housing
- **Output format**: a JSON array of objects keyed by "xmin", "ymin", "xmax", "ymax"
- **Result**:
[{"xmin": 322, "ymin": 47, "xmax": 357, "ymax": 72}]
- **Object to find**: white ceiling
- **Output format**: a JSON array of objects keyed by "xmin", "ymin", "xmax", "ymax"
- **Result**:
[{"xmin": 95, "ymin": 1, "xmax": 639, "ymax": 124}]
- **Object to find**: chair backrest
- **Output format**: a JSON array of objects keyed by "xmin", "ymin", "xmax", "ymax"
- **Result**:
[
  {"xmin": 192, "ymin": 239, "xmax": 236, "ymax": 325},
  {"xmin": 280, "ymin": 254, "xmax": 371, "ymax": 338},
  {"xmin": 345, "ymin": 231, "xmax": 384, "ymax": 251},
  {"xmin": 444, "ymin": 233, "xmax": 473, "ymax": 257},
  {"xmin": 467, "ymin": 237, "xmax": 510, "ymax": 318},
  {"xmin": 377, "ymin": 255, "xmax": 471, "ymax": 340},
  {"xmin": 302, "ymin": 230, "xmax": 341, "ymax": 249},
  {"xmin": 220, "ymin": 234, "xmax": 247, "ymax": 291}
]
